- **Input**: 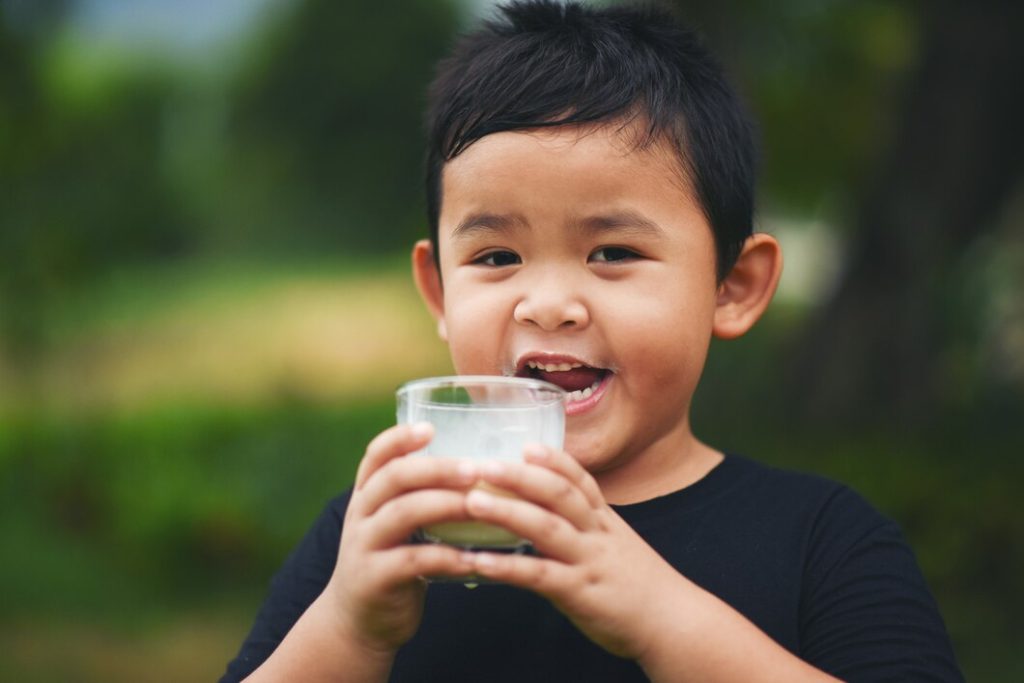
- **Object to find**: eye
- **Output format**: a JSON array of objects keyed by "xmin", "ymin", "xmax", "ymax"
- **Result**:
[
  {"xmin": 590, "ymin": 246, "xmax": 639, "ymax": 263},
  {"xmin": 474, "ymin": 250, "xmax": 521, "ymax": 267}
]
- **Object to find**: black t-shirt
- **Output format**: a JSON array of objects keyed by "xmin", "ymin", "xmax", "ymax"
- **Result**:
[{"xmin": 221, "ymin": 455, "xmax": 964, "ymax": 682}]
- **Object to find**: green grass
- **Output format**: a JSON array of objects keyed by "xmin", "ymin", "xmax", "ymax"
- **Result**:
[
  {"xmin": 37, "ymin": 253, "xmax": 413, "ymax": 342},
  {"xmin": 0, "ymin": 398, "xmax": 394, "ymax": 619},
  {"xmin": 0, "ymin": 608, "xmax": 255, "ymax": 683},
  {"xmin": 1, "ymin": 254, "xmax": 452, "ymax": 415},
  {"xmin": 0, "ymin": 394, "xmax": 395, "ymax": 681}
]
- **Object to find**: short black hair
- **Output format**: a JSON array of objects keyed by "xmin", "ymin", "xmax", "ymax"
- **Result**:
[{"xmin": 424, "ymin": 0, "xmax": 757, "ymax": 280}]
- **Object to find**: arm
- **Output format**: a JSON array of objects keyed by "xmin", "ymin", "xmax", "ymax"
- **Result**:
[
  {"xmin": 238, "ymin": 423, "xmax": 480, "ymax": 682},
  {"xmin": 241, "ymin": 591, "xmax": 394, "ymax": 683},
  {"xmin": 797, "ymin": 488, "xmax": 964, "ymax": 682},
  {"xmin": 632, "ymin": 574, "xmax": 840, "ymax": 683},
  {"xmin": 220, "ymin": 493, "xmax": 354, "ymax": 683},
  {"xmin": 460, "ymin": 445, "xmax": 841, "ymax": 683}
]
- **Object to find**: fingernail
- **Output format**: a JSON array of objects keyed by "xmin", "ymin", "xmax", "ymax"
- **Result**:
[
  {"xmin": 481, "ymin": 460, "xmax": 504, "ymax": 477},
  {"xmin": 411, "ymin": 422, "xmax": 434, "ymax": 439},
  {"xmin": 523, "ymin": 443, "xmax": 548, "ymax": 460},
  {"xmin": 474, "ymin": 553, "xmax": 497, "ymax": 568},
  {"xmin": 467, "ymin": 489, "xmax": 494, "ymax": 511}
]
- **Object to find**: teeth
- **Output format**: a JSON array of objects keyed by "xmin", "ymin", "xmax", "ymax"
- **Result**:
[
  {"xmin": 565, "ymin": 379, "xmax": 601, "ymax": 403},
  {"xmin": 526, "ymin": 360, "xmax": 584, "ymax": 372}
]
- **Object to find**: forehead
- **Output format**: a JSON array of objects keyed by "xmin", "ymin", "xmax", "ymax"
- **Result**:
[{"xmin": 439, "ymin": 122, "xmax": 697, "ymax": 223}]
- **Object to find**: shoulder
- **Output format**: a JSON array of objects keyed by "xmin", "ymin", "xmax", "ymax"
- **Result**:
[
  {"xmin": 719, "ymin": 455, "xmax": 904, "ymax": 575},
  {"xmin": 626, "ymin": 453, "xmax": 895, "ymax": 579},
  {"xmin": 729, "ymin": 457, "xmax": 963, "ymax": 679},
  {"xmin": 723, "ymin": 453, "xmax": 850, "ymax": 497},
  {"xmin": 720, "ymin": 454, "xmax": 887, "ymax": 529},
  {"xmin": 624, "ymin": 453, "xmax": 884, "ymax": 541}
]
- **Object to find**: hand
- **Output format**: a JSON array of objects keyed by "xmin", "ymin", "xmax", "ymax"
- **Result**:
[
  {"xmin": 460, "ymin": 444, "xmax": 682, "ymax": 661},
  {"xmin": 325, "ymin": 423, "xmax": 479, "ymax": 655}
]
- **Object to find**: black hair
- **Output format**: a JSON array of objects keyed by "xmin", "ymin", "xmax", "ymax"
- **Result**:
[{"xmin": 424, "ymin": 0, "xmax": 757, "ymax": 280}]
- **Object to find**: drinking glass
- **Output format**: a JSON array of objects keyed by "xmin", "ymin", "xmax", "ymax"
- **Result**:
[{"xmin": 396, "ymin": 375, "xmax": 565, "ymax": 551}]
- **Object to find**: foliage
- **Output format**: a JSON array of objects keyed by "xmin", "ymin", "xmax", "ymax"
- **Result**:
[
  {"xmin": 215, "ymin": 0, "xmax": 461, "ymax": 253},
  {"xmin": 0, "ymin": 398, "xmax": 393, "ymax": 617},
  {"xmin": 1, "ymin": 17, "xmax": 190, "ymax": 360},
  {"xmin": 669, "ymin": 0, "xmax": 919, "ymax": 215}
]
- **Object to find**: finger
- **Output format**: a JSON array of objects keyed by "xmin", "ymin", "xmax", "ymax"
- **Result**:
[
  {"xmin": 374, "ymin": 544, "xmax": 477, "ymax": 585},
  {"xmin": 464, "ymin": 488, "xmax": 580, "ymax": 561},
  {"xmin": 358, "ymin": 456, "xmax": 478, "ymax": 518},
  {"xmin": 476, "ymin": 459, "xmax": 595, "ymax": 532},
  {"xmin": 468, "ymin": 551, "xmax": 573, "ymax": 597},
  {"xmin": 523, "ymin": 444, "xmax": 604, "ymax": 509},
  {"xmin": 366, "ymin": 489, "xmax": 473, "ymax": 548},
  {"xmin": 354, "ymin": 423, "xmax": 434, "ymax": 490}
]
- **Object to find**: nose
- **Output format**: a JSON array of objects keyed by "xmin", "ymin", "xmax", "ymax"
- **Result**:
[{"xmin": 513, "ymin": 279, "xmax": 590, "ymax": 331}]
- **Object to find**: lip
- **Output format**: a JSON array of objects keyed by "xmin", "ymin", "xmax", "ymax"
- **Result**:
[
  {"xmin": 511, "ymin": 351, "xmax": 613, "ymax": 416},
  {"xmin": 563, "ymin": 371, "xmax": 612, "ymax": 416}
]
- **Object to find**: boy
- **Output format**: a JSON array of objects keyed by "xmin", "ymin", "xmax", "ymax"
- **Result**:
[{"xmin": 223, "ymin": 2, "xmax": 963, "ymax": 681}]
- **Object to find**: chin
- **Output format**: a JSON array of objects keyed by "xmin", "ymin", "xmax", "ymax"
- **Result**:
[{"xmin": 562, "ymin": 434, "xmax": 607, "ymax": 470}]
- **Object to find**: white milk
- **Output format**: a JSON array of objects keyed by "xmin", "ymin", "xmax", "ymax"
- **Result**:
[{"xmin": 397, "ymin": 377, "xmax": 565, "ymax": 549}]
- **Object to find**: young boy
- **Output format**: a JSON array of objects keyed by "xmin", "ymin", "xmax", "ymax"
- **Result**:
[{"xmin": 222, "ymin": 2, "xmax": 963, "ymax": 681}]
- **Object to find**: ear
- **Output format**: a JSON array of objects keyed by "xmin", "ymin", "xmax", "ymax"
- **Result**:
[
  {"xmin": 411, "ymin": 239, "xmax": 448, "ymax": 341},
  {"xmin": 712, "ymin": 233, "xmax": 783, "ymax": 340}
]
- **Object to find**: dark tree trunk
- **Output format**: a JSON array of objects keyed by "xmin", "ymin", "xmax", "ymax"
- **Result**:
[{"xmin": 789, "ymin": 1, "xmax": 1024, "ymax": 427}]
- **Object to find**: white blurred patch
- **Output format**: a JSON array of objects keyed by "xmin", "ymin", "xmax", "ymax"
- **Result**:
[{"xmin": 761, "ymin": 216, "xmax": 844, "ymax": 307}]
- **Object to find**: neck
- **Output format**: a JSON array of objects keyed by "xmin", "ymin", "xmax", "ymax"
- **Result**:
[{"xmin": 594, "ymin": 428, "xmax": 723, "ymax": 505}]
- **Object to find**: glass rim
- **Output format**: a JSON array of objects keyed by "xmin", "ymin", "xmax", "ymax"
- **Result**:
[{"xmin": 396, "ymin": 375, "xmax": 566, "ymax": 404}]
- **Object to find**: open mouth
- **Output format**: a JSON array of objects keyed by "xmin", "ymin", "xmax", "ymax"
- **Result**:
[{"xmin": 516, "ymin": 359, "xmax": 611, "ymax": 404}]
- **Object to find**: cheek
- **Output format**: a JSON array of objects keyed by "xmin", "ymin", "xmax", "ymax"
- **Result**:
[
  {"xmin": 442, "ymin": 288, "xmax": 511, "ymax": 372},
  {"xmin": 606, "ymin": 310, "xmax": 714, "ymax": 412},
  {"xmin": 447, "ymin": 337, "xmax": 491, "ymax": 373},
  {"xmin": 607, "ymin": 288, "xmax": 714, "ymax": 366}
]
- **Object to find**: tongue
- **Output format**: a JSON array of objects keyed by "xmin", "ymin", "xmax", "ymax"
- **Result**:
[{"xmin": 536, "ymin": 367, "xmax": 604, "ymax": 392}]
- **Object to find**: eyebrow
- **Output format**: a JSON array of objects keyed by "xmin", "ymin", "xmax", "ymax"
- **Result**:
[
  {"xmin": 450, "ymin": 209, "xmax": 666, "ymax": 240},
  {"xmin": 574, "ymin": 211, "xmax": 666, "ymax": 238},
  {"xmin": 452, "ymin": 212, "xmax": 529, "ymax": 239}
]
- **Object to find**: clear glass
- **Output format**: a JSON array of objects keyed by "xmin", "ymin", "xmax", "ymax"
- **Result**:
[{"xmin": 396, "ymin": 376, "xmax": 565, "ymax": 550}]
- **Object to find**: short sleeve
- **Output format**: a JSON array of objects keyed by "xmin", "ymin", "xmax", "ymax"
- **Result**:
[
  {"xmin": 799, "ymin": 487, "xmax": 963, "ymax": 682},
  {"xmin": 218, "ymin": 491, "xmax": 352, "ymax": 683}
]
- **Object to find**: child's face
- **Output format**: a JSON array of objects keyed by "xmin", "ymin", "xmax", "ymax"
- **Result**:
[{"xmin": 419, "ymin": 123, "xmax": 721, "ymax": 479}]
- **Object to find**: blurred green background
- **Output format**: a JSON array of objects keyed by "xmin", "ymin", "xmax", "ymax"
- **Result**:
[{"xmin": 1, "ymin": 0, "xmax": 1021, "ymax": 680}]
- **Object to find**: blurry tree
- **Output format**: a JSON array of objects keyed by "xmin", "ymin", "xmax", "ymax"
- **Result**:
[
  {"xmin": 218, "ymin": 0, "xmax": 460, "ymax": 253},
  {"xmin": 675, "ymin": 0, "xmax": 1024, "ymax": 428},
  {"xmin": 1, "ymin": 2, "xmax": 190, "ymax": 372},
  {"xmin": 671, "ymin": 0, "xmax": 918, "ymax": 216},
  {"xmin": 789, "ymin": 0, "xmax": 1024, "ymax": 427}
]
